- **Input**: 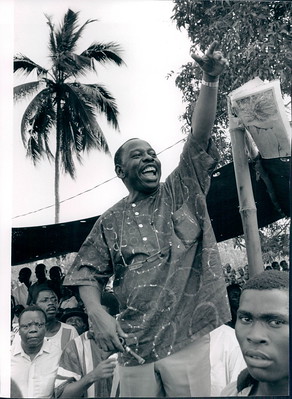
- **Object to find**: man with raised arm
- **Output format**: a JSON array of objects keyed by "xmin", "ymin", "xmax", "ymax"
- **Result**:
[{"xmin": 64, "ymin": 41, "xmax": 231, "ymax": 397}]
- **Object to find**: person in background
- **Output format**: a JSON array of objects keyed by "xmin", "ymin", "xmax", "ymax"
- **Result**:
[
  {"xmin": 58, "ymin": 286, "xmax": 80, "ymax": 311},
  {"xmin": 48, "ymin": 266, "xmax": 64, "ymax": 300},
  {"xmin": 60, "ymin": 307, "xmax": 89, "ymax": 335},
  {"xmin": 280, "ymin": 259, "xmax": 289, "ymax": 271},
  {"xmin": 64, "ymin": 41, "xmax": 231, "ymax": 397},
  {"xmin": 221, "ymin": 270, "xmax": 289, "ymax": 396},
  {"xmin": 54, "ymin": 292, "xmax": 120, "ymax": 398},
  {"xmin": 12, "ymin": 286, "xmax": 79, "ymax": 351},
  {"xmin": 226, "ymin": 283, "xmax": 242, "ymax": 329},
  {"xmin": 271, "ymin": 261, "xmax": 280, "ymax": 271},
  {"xmin": 236, "ymin": 267, "xmax": 245, "ymax": 287},
  {"xmin": 208, "ymin": 324, "xmax": 246, "ymax": 396},
  {"xmin": 11, "ymin": 306, "xmax": 61, "ymax": 398},
  {"xmin": 13, "ymin": 267, "xmax": 32, "ymax": 307},
  {"xmin": 27, "ymin": 263, "xmax": 48, "ymax": 305},
  {"xmin": 243, "ymin": 264, "xmax": 249, "ymax": 282},
  {"xmin": 33, "ymin": 287, "xmax": 78, "ymax": 351}
]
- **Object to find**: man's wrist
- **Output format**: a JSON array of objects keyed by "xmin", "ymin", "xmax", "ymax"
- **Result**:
[
  {"xmin": 202, "ymin": 72, "xmax": 219, "ymax": 82},
  {"xmin": 201, "ymin": 79, "xmax": 219, "ymax": 88}
]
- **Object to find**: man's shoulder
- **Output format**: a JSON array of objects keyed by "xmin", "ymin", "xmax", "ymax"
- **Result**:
[{"xmin": 98, "ymin": 198, "xmax": 127, "ymax": 220}]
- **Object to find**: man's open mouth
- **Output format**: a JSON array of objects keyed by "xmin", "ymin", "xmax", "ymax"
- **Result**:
[{"xmin": 142, "ymin": 166, "xmax": 157, "ymax": 176}]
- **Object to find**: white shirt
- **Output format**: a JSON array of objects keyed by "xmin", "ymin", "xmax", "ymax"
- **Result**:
[
  {"xmin": 46, "ymin": 322, "xmax": 78, "ymax": 351},
  {"xmin": 12, "ymin": 283, "xmax": 29, "ymax": 307},
  {"xmin": 210, "ymin": 325, "xmax": 246, "ymax": 396},
  {"xmin": 11, "ymin": 337, "xmax": 61, "ymax": 398}
]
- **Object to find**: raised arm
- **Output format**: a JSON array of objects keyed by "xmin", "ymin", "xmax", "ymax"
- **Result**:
[{"xmin": 190, "ymin": 41, "xmax": 228, "ymax": 149}]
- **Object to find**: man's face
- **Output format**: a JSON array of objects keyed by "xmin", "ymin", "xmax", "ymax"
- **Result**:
[
  {"xmin": 18, "ymin": 271, "xmax": 27, "ymax": 283},
  {"xmin": 19, "ymin": 310, "xmax": 46, "ymax": 350},
  {"xmin": 65, "ymin": 315, "xmax": 87, "ymax": 335},
  {"xmin": 236, "ymin": 289, "xmax": 289, "ymax": 384},
  {"xmin": 35, "ymin": 290, "xmax": 58, "ymax": 319},
  {"xmin": 116, "ymin": 139, "xmax": 161, "ymax": 197}
]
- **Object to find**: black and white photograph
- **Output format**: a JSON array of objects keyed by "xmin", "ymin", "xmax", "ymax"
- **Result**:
[{"xmin": 0, "ymin": 0, "xmax": 290, "ymax": 397}]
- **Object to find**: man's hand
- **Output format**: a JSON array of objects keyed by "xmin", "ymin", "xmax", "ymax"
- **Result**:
[
  {"xmin": 89, "ymin": 308, "xmax": 127, "ymax": 353},
  {"xmin": 191, "ymin": 41, "xmax": 228, "ymax": 78},
  {"xmin": 90, "ymin": 357, "xmax": 117, "ymax": 380},
  {"xmin": 228, "ymin": 98, "xmax": 245, "ymax": 132}
]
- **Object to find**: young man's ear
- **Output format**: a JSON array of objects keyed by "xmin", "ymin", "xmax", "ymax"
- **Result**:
[{"xmin": 115, "ymin": 164, "xmax": 125, "ymax": 179}]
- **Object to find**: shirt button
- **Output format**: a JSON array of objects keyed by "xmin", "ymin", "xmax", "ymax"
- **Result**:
[
  {"xmin": 135, "ymin": 212, "xmax": 139, "ymax": 216},
  {"xmin": 142, "ymin": 237, "xmax": 147, "ymax": 241},
  {"xmin": 138, "ymin": 224, "xmax": 143, "ymax": 228},
  {"xmin": 132, "ymin": 203, "xmax": 136, "ymax": 207}
]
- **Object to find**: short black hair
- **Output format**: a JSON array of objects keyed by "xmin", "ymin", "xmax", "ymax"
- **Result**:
[
  {"xmin": 19, "ymin": 267, "xmax": 32, "ymax": 277},
  {"xmin": 35, "ymin": 263, "xmax": 46, "ymax": 272},
  {"xmin": 19, "ymin": 305, "xmax": 47, "ymax": 324},
  {"xmin": 33, "ymin": 285, "xmax": 57, "ymax": 303},
  {"xmin": 242, "ymin": 270, "xmax": 289, "ymax": 292},
  {"xmin": 114, "ymin": 138, "xmax": 140, "ymax": 166}
]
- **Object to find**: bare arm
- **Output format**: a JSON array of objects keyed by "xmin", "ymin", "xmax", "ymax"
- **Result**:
[
  {"xmin": 58, "ymin": 357, "xmax": 117, "ymax": 398},
  {"xmin": 79, "ymin": 285, "xmax": 125, "ymax": 352},
  {"xmin": 191, "ymin": 41, "xmax": 228, "ymax": 149}
]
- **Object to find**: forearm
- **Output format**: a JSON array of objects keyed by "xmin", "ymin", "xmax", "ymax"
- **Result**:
[
  {"xmin": 58, "ymin": 372, "xmax": 96, "ymax": 398},
  {"xmin": 191, "ymin": 72, "xmax": 219, "ymax": 149},
  {"xmin": 79, "ymin": 283, "xmax": 103, "ymax": 311}
]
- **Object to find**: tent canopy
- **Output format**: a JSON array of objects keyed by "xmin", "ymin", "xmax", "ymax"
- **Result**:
[{"xmin": 12, "ymin": 158, "xmax": 290, "ymax": 265}]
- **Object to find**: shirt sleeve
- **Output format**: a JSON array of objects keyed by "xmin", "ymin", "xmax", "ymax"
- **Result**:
[
  {"xmin": 63, "ymin": 216, "xmax": 114, "ymax": 288},
  {"xmin": 54, "ymin": 340, "xmax": 82, "ymax": 398},
  {"xmin": 166, "ymin": 134, "xmax": 220, "ymax": 203}
]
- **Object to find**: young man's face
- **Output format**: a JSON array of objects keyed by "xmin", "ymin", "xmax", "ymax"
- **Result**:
[
  {"xmin": 116, "ymin": 139, "xmax": 161, "ymax": 197},
  {"xmin": 19, "ymin": 310, "xmax": 46, "ymax": 350},
  {"xmin": 235, "ymin": 289, "xmax": 289, "ymax": 384},
  {"xmin": 35, "ymin": 290, "xmax": 58, "ymax": 319}
]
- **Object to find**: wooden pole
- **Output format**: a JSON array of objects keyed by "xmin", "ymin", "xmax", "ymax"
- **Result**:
[{"xmin": 229, "ymin": 126, "xmax": 264, "ymax": 277}]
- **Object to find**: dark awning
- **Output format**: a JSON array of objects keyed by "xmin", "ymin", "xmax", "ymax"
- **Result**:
[{"xmin": 11, "ymin": 158, "xmax": 290, "ymax": 265}]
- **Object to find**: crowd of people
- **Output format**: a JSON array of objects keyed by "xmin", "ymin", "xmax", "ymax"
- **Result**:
[
  {"xmin": 223, "ymin": 260, "xmax": 289, "ymax": 287},
  {"xmin": 10, "ymin": 41, "xmax": 289, "ymax": 397}
]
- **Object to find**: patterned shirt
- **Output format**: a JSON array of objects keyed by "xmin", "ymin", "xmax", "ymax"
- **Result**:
[{"xmin": 64, "ymin": 135, "xmax": 231, "ymax": 366}]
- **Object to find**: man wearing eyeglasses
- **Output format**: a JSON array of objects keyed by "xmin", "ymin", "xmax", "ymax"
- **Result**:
[{"xmin": 11, "ymin": 306, "xmax": 61, "ymax": 398}]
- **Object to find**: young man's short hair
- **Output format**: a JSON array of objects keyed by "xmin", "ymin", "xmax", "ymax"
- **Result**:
[{"xmin": 242, "ymin": 270, "xmax": 289, "ymax": 292}]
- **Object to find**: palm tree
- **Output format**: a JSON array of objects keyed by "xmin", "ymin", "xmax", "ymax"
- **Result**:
[{"xmin": 14, "ymin": 9, "xmax": 125, "ymax": 223}]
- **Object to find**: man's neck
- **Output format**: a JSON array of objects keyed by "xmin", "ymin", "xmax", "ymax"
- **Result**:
[
  {"xmin": 256, "ymin": 379, "xmax": 288, "ymax": 396},
  {"xmin": 22, "ymin": 342, "xmax": 43, "ymax": 360},
  {"xmin": 45, "ymin": 318, "xmax": 60, "ymax": 335}
]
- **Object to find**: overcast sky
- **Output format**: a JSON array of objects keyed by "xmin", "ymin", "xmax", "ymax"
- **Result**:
[{"xmin": 12, "ymin": 0, "xmax": 191, "ymax": 228}]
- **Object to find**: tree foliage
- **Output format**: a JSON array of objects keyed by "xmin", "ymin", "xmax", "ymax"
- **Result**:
[
  {"xmin": 171, "ymin": 0, "xmax": 291, "ymax": 260},
  {"xmin": 14, "ymin": 9, "xmax": 125, "ymax": 222},
  {"xmin": 171, "ymin": 0, "xmax": 291, "ymax": 165}
]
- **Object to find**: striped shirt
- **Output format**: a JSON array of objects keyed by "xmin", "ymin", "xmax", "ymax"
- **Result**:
[{"xmin": 54, "ymin": 331, "xmax": 113, "ymax": 398}]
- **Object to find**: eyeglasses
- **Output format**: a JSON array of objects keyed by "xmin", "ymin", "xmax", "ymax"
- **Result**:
[{"xmin": 19, "ymin": 322, "xmax": 45, "ymax": 330}]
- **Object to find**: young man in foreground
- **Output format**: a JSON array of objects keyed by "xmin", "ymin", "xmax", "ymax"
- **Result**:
[{"xmin": 222, "ymin": 270, "xmax": 289, "ymax": 396}]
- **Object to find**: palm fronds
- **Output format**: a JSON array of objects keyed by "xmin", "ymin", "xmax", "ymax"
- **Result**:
[
  {"xmin": 21, "ymin": 89, "xmax": 55, "ymax": 163},
  {"xmin": 14, "ymin": 81, "xmax": 43, "ymax": 101},
  {"xmin": 70, "ymin": 83, "xmax": 120, "ymax": 130},
  {"xmin": 81, "ymin": 42, "xmax": 125, "ymax": 67},
  {"xmin": 14, "ymin": 54, "xmax": 48, "ymax": 76}
]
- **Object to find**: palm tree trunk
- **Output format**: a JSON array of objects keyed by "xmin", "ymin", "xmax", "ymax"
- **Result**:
[{"xmin": 55, "ymin": 99, "xmax": 61, "ymax": 224}]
